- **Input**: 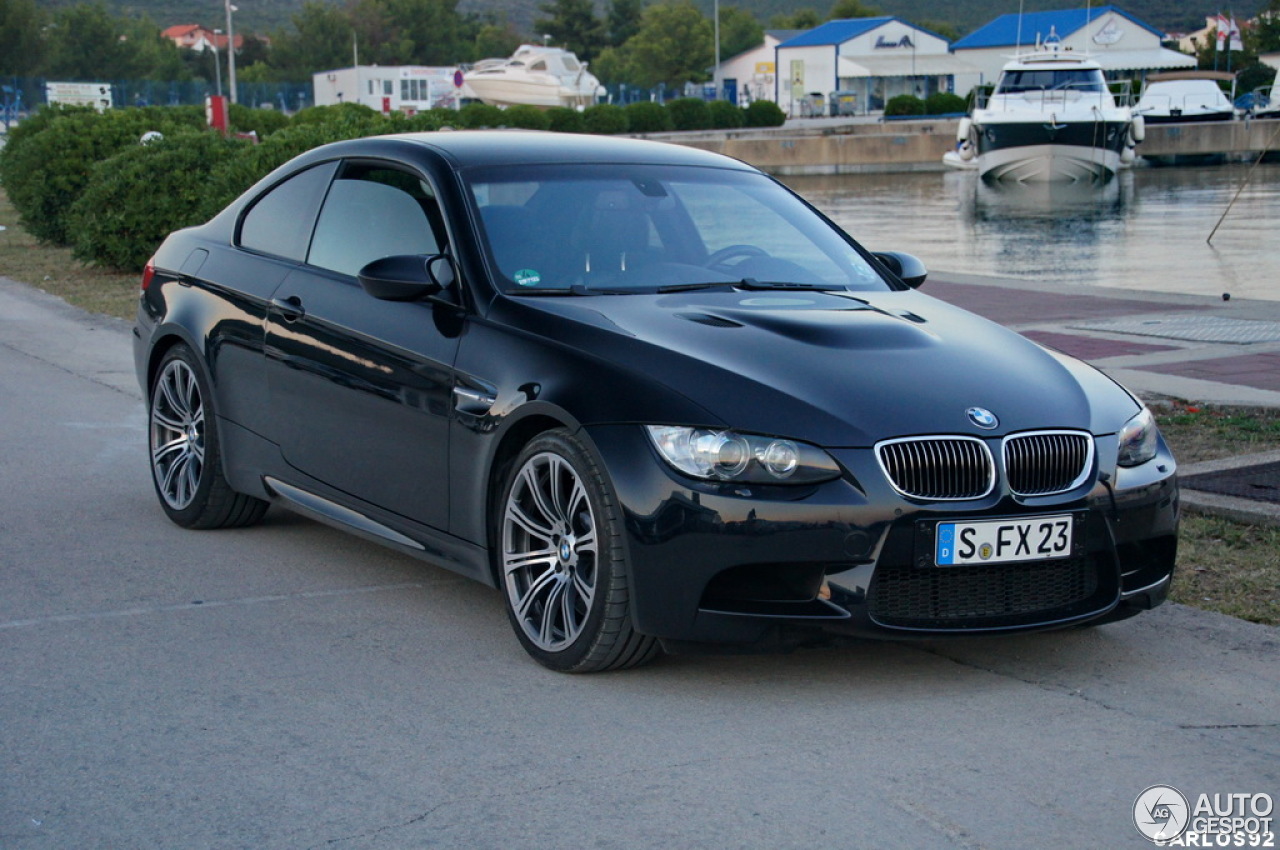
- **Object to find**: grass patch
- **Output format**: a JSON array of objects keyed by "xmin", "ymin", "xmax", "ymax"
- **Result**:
[
  {"xmin": 1152, "ymin": 398, "xmax": 1280, "ymax": 464},
  {"xmin": 0, "ymin": 187, "xmax": 140, "ymax": 320},
  {"xmin": 1172, "ymin": 513, "xmax": 1280, "ymax": 626}
]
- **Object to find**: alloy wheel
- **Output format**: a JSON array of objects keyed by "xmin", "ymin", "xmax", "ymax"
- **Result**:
[
  {"xmin": 501, "ymin": 451, "xmax": 599, "ymax": 652},
  {"xmin": 150, "ymin": 358, "xmax": 205, "ymax": 511}
]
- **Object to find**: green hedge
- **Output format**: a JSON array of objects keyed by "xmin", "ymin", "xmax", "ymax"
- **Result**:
[
  {"xmin": 884, "ymin": 95, "xmax": 925, "ymax": 117},
  {"xmin": 289, "ymin": 102, "xmax": 381, "ymax": 126},
  {"xmin": 545, "ymin": 107, "xmax": 586, "ymax": 133},
  {"xmin": 0, "ymin": 106, "xmax": 207, "ymax": 245},
  {"xmin": 458, "ymin": 102, "xmax": 506, "ymax": 128},
  {"xmin": 924, "ymin": 92, "xmax": 968, "ymax": 115},
  {"xmin": 625, "ymin": 101, "xmax": 673, "ymax": 133},
  {"xmin": 743, "ymin": 100, "xmax": 785, "ymax": 127},
  {"xmin": 502, "ymin": 104, "xmax": 551, "ymax": 130},
  {"xmin": 583, "ymin": 103, "xmax": 628, "ymax": 134},
  {"xmin": 229, "ymin": 103, "xmax": 290, "ymax": 137},
  {"xmin": 69, "ymin": 131, "xmax": 251, "ymax": 271},
  {"xmin": 666, "ymin": 98, "xmax": 710, "ymax": 131},
  {"xmin": 707, "ymin": 100, "xmax": 745, "ymax": 129}
]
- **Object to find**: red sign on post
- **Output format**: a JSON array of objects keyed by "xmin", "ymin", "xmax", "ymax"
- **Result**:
[{"xmin": 206, "ymin": 95, "xmax": 229, "ymax": 134}]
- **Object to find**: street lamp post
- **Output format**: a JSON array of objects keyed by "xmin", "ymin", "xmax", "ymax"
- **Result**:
[
  {"xmin": 224, "ymin": 0, "xmax": 238, "ymax": 104},
  {"xmin": 713, "ymin": 0, "xmax": 720, "ymax": 100},
  {"xmin": 213, "ymin": 28, "xmax": 223, "ymax": 97}
]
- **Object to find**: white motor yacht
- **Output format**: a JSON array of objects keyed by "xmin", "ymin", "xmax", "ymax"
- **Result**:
[
  {"xmin": 1136, "ymin": 71, "xmax": 1237, "ymax": 124},
  {"xmin": 949, "ymin": 35, "xmax": 1142, "ymax": 182},
  {"xmin": 463, "ymin": 45, "xmax": 605, "ymax": 109}
]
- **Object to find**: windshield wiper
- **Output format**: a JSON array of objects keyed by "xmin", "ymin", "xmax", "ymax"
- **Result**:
[
  {"xmin": 655, "ymin": 281, "xmax": 738, "ymax": 293},
  {"xmin": 506, "ymin": 285, "xmax": 591, "ymax": 296}
]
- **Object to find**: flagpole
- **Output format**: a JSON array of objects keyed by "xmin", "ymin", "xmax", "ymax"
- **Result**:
[{"xmin": 1213, "ymin": 9, "xmax": 1219, "ymax": 71}]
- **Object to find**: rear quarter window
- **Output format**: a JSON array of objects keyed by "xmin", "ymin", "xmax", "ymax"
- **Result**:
[{"xmin": 238, "ymin": 162, "xmax": 338, "ymax": 261}]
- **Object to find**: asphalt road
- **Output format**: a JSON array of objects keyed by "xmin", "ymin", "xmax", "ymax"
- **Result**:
[{"xmin": 2, "ymin": 277, "xmax": 1277, "ymax": 849}]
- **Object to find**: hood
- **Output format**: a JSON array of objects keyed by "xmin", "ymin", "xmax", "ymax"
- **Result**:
[{"xmin": 507, "ymin": 288, "xmax": 1139, "ymax": 448}]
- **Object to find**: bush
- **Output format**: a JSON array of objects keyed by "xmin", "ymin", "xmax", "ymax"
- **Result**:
[
  {"xmin": 624, "ymin": 101, "xmax": 673, "ymax": 133},
  {"xmin": 742, "ymin": 100, "xmax": 785, "ymax": 127},
  {"xmin": 924, "ymin": 92, "xmax": 968, "ymax": 115},
  {"xmin": 0, "ymin": 106, "xmax": 207, "ymax": 245},
  {"xmin": 458, "ymin": 102, "xmax": 506, "ymax": 128},
  {"xmin": 290, "ymin": 102, "xmax": 381, "ymax": 126},
  {"xmin": 398, "ymin": 110, "xmax": 450, "ymax": 132},
  {"xmin": 545, "ymin": 106, "xmax": 586, "ymax": 134},
  {"xmin": 706, "ymin": 100, "xmax": 745, "ymax": 129},
  {"xmin": 666, "ymin": 98, "xmax": 710, "ymax": 131},
  {"xmin": 503, "ymin": 104, "xmax": 550, "ymax": 130},
  {"xmin": 229, "ymin": 103, "xmax": 290, "ymax": 137},
  {"xmin": 68, "ymin": 131, "xmax": 251, "ymax": 271},
  {"xmin": 582, "ymin": 103, "xmax": 628, "ymax": 134},
  {"xmin": 884, "ymin": 95, "xmax": 926, "ymax": 117}
]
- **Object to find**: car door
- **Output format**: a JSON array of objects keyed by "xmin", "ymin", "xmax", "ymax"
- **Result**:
[{"xmin": 263, "ymin": 160, "xmax": 461, "ymax": 530}]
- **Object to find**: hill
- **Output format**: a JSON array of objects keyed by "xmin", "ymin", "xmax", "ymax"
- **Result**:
[{"xmin": 40, "ymin": 0, "xmax": 1259, "ymax": 43}]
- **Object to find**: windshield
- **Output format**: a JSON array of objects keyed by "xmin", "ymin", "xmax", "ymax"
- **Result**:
[
  {"xmin": 465, "ymin": 164, "xmax": 890, "ymax": 294},
  {"xmin": 995, "ymin": 68, "xmax": 1106, "ymax": 94}
]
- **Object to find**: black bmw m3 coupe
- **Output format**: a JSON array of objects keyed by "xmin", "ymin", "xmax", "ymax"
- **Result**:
[{"xmin": 134, "ymin": 131, "xmax": 1178, "ymax": 671}]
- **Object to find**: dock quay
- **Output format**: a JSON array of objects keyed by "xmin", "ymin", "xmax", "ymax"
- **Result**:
[{"xmin": 651, "ymin": 117, "xmax": 1280, "ymax": 176}]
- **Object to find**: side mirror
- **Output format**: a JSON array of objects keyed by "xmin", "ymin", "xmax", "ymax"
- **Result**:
[
  {"xmin": 873, "ymin": 251, "xmax": 928, "ymax": 289},
  {"xmin": 358, "ymin": 254, "xmax": 455, "ymax": 301}
]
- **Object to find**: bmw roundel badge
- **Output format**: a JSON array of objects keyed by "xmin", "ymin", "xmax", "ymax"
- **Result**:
[{"xmin": 967, "ymin": 407, "xmax": 999, "ymax": 429}]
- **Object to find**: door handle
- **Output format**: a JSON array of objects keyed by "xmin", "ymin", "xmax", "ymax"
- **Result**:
[{"xmin": 271, "ymin": 295, "xmax": 305, "ymax": 321}]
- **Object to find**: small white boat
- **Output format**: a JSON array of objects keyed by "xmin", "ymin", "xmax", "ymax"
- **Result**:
[
  {"xmin": 949, "ymin": 34, "xmax": 1141, "ymax": 183},
  {"xmin": 463, "ymin": 45, "xmax": 605, "ymax": 109},
  {"xmin": 1136, "ymin": 71, "xmax": 1237, "ymax": 124}
]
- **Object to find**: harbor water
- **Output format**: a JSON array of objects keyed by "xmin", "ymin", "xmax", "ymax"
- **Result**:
[{"xmin": 786, "ymin": 162, "xmax": 1280, "ymax": 302}]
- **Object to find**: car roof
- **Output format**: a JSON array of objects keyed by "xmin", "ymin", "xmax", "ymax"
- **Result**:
[{"xmin": 314, "ymin": 130, "xmax": 759, "ymax": 172}]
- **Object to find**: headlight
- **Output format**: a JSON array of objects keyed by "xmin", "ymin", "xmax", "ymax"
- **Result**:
[
  {"xmin": 645, "ymin": 426, "xmax": 841, "ymax": 484},
  {"xmin": 1117, "ymin": 407, "xmax": 1159, "ymax": 468}
]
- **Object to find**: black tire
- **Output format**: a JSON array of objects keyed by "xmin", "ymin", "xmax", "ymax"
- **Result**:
[
  {"xmin": 497, "ymin": 429, "xmax": 660, "ymax": 673},
  {"xmin": 148, "ymin": 344, "xmax": 268, "ymax": 529}
]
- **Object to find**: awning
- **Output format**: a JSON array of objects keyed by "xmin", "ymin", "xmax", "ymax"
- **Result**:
[
  {"xmin": 836, "ymin": 54, "xmax": 982, "ymax": 78},
  {"xmin": 1086, "ymin": 48, "xmax": 1197, "ymax": 71}
]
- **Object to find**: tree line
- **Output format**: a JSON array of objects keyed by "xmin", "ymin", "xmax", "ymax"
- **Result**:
[
  {"xmin": 3, "ymin": 0, "xmax": 1278, "ymax": 92},
  {"xmin": 1, "ymin": 0, "xmax": 894, "ymax": 90}
]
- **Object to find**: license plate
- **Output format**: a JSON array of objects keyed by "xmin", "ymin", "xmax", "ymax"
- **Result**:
[{"xmin": 934, "ymin": 515, "xmax": 1074, "ymax": 566}]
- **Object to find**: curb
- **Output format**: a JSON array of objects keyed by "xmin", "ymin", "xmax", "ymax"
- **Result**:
[{"xmin": 1177, "ymin": 450, "xmax": 1280, "ymax": 528}]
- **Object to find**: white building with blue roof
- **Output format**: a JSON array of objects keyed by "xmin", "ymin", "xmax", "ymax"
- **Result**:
[
  {"xmin": 775, "ymin": 17, "xmax": 979, "ymax": 116},
  {"xmin": 951, "ymin": 5, "xmax": 1194, "ymax": 90}
]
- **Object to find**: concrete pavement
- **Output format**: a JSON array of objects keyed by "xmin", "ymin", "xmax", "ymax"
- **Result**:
[{"xmin": 1, "ymin": 275, "xmax": 1277, "ymax": 848}]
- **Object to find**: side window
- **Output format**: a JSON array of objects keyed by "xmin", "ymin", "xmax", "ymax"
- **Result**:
[
  {"xmin": 307, "ymin": 165, "xmax": 442, "ymax": 277},
  {"xmin": 238, "ymin": 162, "xmax": 337, "ymax": 261}
]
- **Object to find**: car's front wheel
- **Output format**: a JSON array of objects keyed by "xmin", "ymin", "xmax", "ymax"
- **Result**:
[
  {"xmin": 498, "ymin": 429, "xmax": 659, "ymax": 672},
  {"xmin": 148, "ymin": 344, "xmax": 268, "ymax": 529}
]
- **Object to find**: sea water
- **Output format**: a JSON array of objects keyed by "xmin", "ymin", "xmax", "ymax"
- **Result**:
[{"xmin": 787, "ymin": 162, "xmax": 1280, "ymax": 302}]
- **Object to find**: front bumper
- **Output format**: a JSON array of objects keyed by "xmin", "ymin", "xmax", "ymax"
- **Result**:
[{"xmin": 586, "ymin": 425, "xmax": 1179, "ymax": 648}]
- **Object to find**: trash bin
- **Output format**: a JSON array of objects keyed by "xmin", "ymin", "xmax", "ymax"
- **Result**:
[
  {"xmin": 830, "ymin": 90, "xmax": 858, "ymax": 116},
  {"xmin": 802, "ymin": 93, "xmax": 825, "ymax": 117}
]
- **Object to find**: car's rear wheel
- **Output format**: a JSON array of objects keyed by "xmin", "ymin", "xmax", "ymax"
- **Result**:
[
  {"xmin": 149, "ymin": 344, "xmax": 268, "ymax": 529},
  {"xmin": 498, "ymin": 429, "xmax": 659, "ymax": 672}
]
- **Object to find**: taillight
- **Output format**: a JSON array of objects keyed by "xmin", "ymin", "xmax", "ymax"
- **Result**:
[{"xmin": 141, "ymin": 258, "xmax": 156, "ymax": 292}]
